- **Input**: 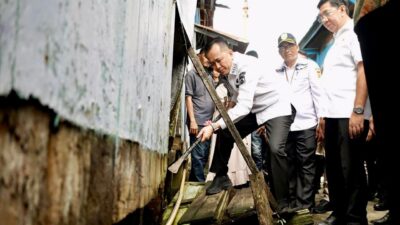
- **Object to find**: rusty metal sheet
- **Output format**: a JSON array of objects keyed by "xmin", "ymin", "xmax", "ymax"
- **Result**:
[{"xmin": 0, "ymin": 0, "xmax": 177, "ymax": 152}]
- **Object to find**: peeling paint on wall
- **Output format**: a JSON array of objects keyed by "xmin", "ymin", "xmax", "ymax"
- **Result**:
[{"xmin": 0, "ymin": 0, "xmax": 176, "ymax": 153}]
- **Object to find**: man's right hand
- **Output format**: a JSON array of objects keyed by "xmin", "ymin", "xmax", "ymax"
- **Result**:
[
  {"xmin": 366, "ymin": 116, "xmax": 375, "ymax": 141},
  {"xmin": 197, "ymin": 125, "xmax": 214, "ymax": 142},
  {"xmin": 190, "ymin": 121, "xmax": 198, "ymax": 135},
  {"xmin": 256, "ymin": 126, "xmax": 266, "ymax": 136},
  {"xmin": 316, "ymin": 117, "xmax": 325, "ymax": 143}
]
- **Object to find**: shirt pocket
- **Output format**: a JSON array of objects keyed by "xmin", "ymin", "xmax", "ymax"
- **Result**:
[{"xmin": 293, "ymin": 71, "xmax": 309, "ymax": 91}]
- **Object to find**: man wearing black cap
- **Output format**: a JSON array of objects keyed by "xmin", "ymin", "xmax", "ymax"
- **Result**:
[{"xmin": 276, "ymin": 32, "xmax": 326, "ymax": 212}]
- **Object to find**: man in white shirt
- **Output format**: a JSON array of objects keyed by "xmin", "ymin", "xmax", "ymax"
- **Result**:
[
  {"xmin": 276, "ymin": 33, "xmax": 326, "ymax": 212},
  {"xmin": 197, "ymin": 37, "xmax": 294, "ymax": 214},
  {"xmin": 316, "ymin": 1, "xmax": 372, "ymax": 225}
]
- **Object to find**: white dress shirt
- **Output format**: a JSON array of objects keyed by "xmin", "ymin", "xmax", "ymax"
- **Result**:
[
  {"xmin": 322, "ymin": 19, "xmax": 371, "ymax": 119},
  {"xmin": 216, "ymin": 52, "xmax": 292, "ymax": 129},
  {"xmin": 276, "ymin": 57, "xmax": 326, "ymax": 131}
]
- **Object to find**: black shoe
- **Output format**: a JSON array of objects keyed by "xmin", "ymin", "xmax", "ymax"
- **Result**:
[
  {"xmin": 372, "ymin": 212, "xmax": 392, "ymax": 225},
  {"xmin": 205, "ymin": 175, "xmax": 232, "ymax": 195},
  {"xmin": 313, "ymin": 199, "xmax": 332, "ymax": 214},
  {"xmin": 346, "ymin": 218, "xmax": 368, "ymax": 225},
  {"xmin": 374, "ymin": 201, "xmax": 389, "ymax": 211},
  {"xmin": 317, "ymin": 213, "xmax": 342, "ymax": 225}
]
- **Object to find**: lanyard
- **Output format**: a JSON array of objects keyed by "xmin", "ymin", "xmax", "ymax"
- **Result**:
[{"xmin": 284, "ymin": 67, "xmax": 296, "ymax": 85}]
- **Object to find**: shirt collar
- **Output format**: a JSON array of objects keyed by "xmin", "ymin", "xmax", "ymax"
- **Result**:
[
  {"xmin": 229, "ymin": 52, "xmax": 240, "ymax": 76},
  {"xmin": 276, "ymin": 57, "xmax": 308, "ymax": 72},
  {"xmin": 334, "ymin": 19, "xmax": 353, "ymax": 39}
]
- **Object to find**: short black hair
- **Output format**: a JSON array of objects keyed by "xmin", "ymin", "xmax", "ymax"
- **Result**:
[
  {"xmin": 246, "ymin": 50, "xmax": 258, "ymax": 58},
  {"xmin": 199, "ymin": 48, "xmax": 205, "ymax": 54},
  {"xmin": 317, "ymin": 0, "xmax": 349, "ymax": 14},
  {"xmin": 203, "ymin": 37, "xmax": 230, "ymax": 54}
]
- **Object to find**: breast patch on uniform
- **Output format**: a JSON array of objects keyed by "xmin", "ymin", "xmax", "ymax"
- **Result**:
[
  {"xmin": 235, "ymin": 72, "xmax": 246, "ymax": 88},
  {"xmin": 315, "ymin": 68, "xmax": 322, "ymax": 78}
]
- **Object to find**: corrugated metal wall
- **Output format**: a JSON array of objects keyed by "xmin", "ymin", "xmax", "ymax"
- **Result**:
[{"xmin": 0, "ymin": 0, "xmax": 175, "ymax": 153}]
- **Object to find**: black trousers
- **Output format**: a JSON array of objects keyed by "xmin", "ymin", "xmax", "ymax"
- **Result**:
[
  {"xmin": 286, "ymin": 126, "xmax": 317, "ymax": 210},
  {"xmin": 210, "ymin": 110, "xmax": 294, "ymax": 207},
  {"xmin": 324, "ymin": 118, "xmax": 369, "ymax": 223},
  {"xmin": 355, "ymin": 1, "xmax": 400, "ymax": 222}
]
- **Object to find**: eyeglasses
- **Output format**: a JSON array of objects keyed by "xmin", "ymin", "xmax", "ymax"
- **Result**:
[
  {"xmin": 317, "ymin": 8, "xmax": 338, "ymax": 23},
  {"xmin": 279, "ymin": 43, "xmax": 296, "ymax": 51}
]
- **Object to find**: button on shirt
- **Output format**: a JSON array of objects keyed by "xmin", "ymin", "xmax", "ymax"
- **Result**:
[
  {"xmin": 322, "ymin": 19, "xmax": 371, "ymax": 119},
  {"xmin": 276, "ymin": 57, "xmax": 327, "ymax": 131},
  {"xmin": 216, "ymin": 52, "xmax": 292, "ymax": 129}
]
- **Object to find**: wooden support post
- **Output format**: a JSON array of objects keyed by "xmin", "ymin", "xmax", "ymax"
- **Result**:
[{"xmin": 187, "ymin": 47, "xmax": 273, "ymax": 225}]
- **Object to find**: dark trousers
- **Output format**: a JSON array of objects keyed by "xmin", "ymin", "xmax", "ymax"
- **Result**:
[
  {"xmin": 189, "ymin": 125, "xmax": 210, "ymax": 182},
  {"xmin": 363, "ymin": 138, "xmax": 378, "ymax": 200},
  {"xmin": 324, "ymin": 118, "xmax": 369, "ymax": 223},
  {"xmin": 355, "ymin": 1, "xmax": 400, "ymax": 222},
  {"xmin": 286, "ymin": 127, "xmax": 317, "ymax": 210},
  {"xmin": 210, "ymin": 111, "xmax": 294, "ymax": 207}
]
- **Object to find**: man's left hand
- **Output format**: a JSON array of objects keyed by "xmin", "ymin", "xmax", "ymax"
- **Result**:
[{"xmin": 349, "ymin": 113, "xmax": 364, "ymax": 139}]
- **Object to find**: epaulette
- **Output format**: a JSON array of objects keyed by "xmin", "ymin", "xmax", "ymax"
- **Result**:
[
  {"xmin": 295, "ymin": 63, "xmax": 308, "ymax": 70},
  {"xmin": 276, "ymin": 67, "xmax": 285, "ymax": 73}
]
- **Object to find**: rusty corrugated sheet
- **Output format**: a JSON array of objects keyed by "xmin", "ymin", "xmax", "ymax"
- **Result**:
[
  {"xmin": 176, "ymin": 0, "xmax": 197, "ymax": 46},
  {"xmin": 0, "ymin": 0, "xmax": 176, "ymax": 153}
]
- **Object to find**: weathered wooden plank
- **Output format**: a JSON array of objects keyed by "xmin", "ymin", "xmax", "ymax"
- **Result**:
[
  {"xmin": 162, "ymin": 204, "xmax": 190, "ymax": 225},
  {"xmin": 215, "ymin": 187, "xmax": 231, "ymax": 224},
  {"xmin": 171, "ymin": 182, "xmax": 205, "ymax": 204},
  {"xmin": 226, "ymin": 187, "xmax": 254, "ymax": 218},
  {"xmin": 162, "ymin": 182, "xmax": 204, "ymax": 225},
  {"xmin": 178, "ymin": 184, "xmax": 231, "ymax": 224},
  {"xmin": 286, "ymin": 209, "xmax": 313, "ymax": 225}
]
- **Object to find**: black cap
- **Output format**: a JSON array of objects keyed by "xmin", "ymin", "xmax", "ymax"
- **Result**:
[
  {"xmin": 246, "ymin": 50, "xmax": 258, "ymax": 58},
  {"xmin": 278, "ymin": 33, "xmax": 296, "ymax": 47}
]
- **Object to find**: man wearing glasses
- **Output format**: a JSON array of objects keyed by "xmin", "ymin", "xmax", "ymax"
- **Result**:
[
  {"xmin": 316, "ymin": 0, "xmax": 372, "ymax": 225},
  {"xmin": 197, "ymin": 37, "xmax": 295, "ymax": 215},
  {"xmin": 276, "ymin": 33, "xmax": 326, "ymax": 213}
]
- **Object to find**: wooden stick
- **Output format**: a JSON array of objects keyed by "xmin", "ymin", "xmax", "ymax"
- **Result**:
[
  {"xmin": 187, "ymin": 47, "xmax": 273, "ymax": 225},
  {"xmin": 168, "ymin": 114, "xmax": 223, "ymax": 173}
]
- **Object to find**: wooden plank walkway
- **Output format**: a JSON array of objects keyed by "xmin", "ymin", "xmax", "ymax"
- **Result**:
[
  {"xmin": 162, "ymin": 182, "xmax": 205, "ymax": 225},
  {"xmin": 178, "ymin": 183, "xmax": 231, "ymax": 224},
  {"xmin": 226, "ymin": 187, "xmax": 255, "ymax": 219},
  {"xmin": 163, "ymin": 182, "xmax": 314, "ymax": 225}
]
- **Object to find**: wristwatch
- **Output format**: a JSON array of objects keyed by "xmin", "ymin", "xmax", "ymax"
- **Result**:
[{"xmin": 353, "ymin": 107, "xmax": 364, "ymax": 115}]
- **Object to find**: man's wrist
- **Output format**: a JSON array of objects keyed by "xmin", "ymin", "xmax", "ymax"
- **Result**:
[
  {"xmin": 210, "ymin": 123, "xmax": 218, "ymax": 132},
  {"xmin": 353, "ymin": 107, "xmax": 364, "ymax": 115}
]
